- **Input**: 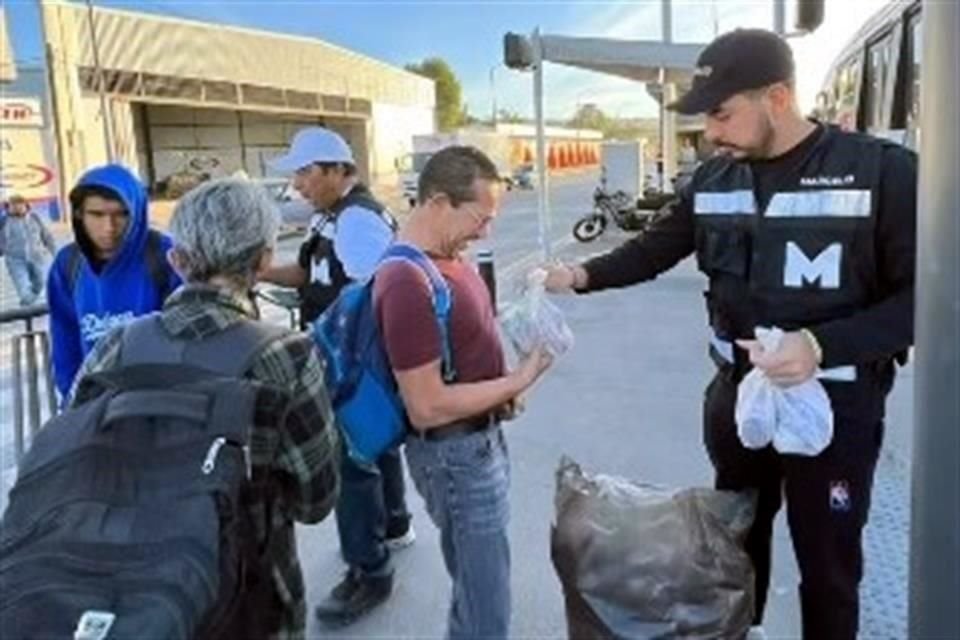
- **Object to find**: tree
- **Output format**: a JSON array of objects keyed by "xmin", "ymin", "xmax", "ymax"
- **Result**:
[
  {"xmin": 405, "ymin": 57, "xmax": 464, "ymax": 131},
  {"xmin": 496, "ymin": 108, "xmax": 525, "ymax": 124},
  {"xmin": 568, "ymin": 104, "xmax": 660, "ymax": 142},
  {"xmin": 569, "ymin": 103, "xmax": 610, "ymax": 132}
]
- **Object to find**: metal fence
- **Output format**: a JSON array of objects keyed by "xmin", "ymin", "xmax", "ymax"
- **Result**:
[{"xmin": 0, "ymin": 303, "xmax": 57, "ymax": 463}]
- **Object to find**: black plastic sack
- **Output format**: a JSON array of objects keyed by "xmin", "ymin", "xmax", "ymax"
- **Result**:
[{"xmin": 551, "ymin": 457, "xmax": 756, "ymax": 639}]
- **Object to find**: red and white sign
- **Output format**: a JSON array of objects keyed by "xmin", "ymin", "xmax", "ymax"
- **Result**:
[
  {"xmin": 0, "ymin": 98, "xmax": 43, "ymax": 127},
  {"xmin": 0, "ymin": 164, "xmax": 55, "ymax": 190}
]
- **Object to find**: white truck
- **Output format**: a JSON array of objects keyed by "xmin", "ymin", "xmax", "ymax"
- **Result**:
[{"xmin": 397, "ymin": 130, "xmax": 514, "ymax": 206}]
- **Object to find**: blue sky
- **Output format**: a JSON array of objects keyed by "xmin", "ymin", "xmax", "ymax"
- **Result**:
[{"xmin": 4, "ymin": 0, "xmax": 892, "ymax": 120}]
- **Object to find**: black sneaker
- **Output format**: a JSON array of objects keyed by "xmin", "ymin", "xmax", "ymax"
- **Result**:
[{"xmin": 315, "ymin": 567, "xmax": 393, "ymax": 628}]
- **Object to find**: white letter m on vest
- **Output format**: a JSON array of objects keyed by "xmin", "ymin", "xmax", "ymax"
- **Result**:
[{"xmin": 784, "ymin": 242, "xmax": 842, "ymax": 289}]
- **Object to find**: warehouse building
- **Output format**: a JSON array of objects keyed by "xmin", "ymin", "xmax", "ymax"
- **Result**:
[{"xmin": 40, "ymin": 3, "xmax": 436, "ymax": 197}]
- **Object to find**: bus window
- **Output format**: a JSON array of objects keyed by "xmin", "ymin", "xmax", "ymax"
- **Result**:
[
  {"xmin": 834, "ymin": 58, "xmax": 861, "ymax": 132},
  {"xmin": 905, "ymin": 11, "xmax": 923, "ymax": 148},
  {"xmin": 864, "ymin": 31, "xmax": 895, "ymax": 133}
]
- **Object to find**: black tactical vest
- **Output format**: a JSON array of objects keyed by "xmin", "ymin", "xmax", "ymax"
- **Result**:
[
  {"xmin": 298, "ymin": 183, "xmax": 396, "ymax": 326},
  {"xmin": 693, "ymin": 126, "xmax": 886, "ymax": 341}
]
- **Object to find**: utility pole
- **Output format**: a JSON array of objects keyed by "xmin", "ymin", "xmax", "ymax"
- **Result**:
[
  {"xmin": 84, "ymin": 0, "xmax": 115, "ymax": 162},
  {"xmin": 531, "ymin": 29, "xmax": 551, "ymax": 260},
  {"xmin": 908, "ymin": 0, "xmax": 960, "ymax": 637},
  {"xmin": 489, "ymin": 64, "xmax": 498, "ymax": 127},
  {"xmin": 773, "ymin": 0, "xmax": 786, "ymax": 35}
]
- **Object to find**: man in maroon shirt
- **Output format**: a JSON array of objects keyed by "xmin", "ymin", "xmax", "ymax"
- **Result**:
[{"xmin": 374, "ymin": 146, "xmax": 553, "ymax": 639}]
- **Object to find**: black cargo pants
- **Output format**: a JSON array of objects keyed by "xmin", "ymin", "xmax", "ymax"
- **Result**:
[{"xmin": 703, "ymin": 370, "xmax": 885, "ymax": 640}]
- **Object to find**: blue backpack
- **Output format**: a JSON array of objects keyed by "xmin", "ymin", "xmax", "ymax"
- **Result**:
[{"xmin": 312, "ymin": 243, "xmax": 454, "ymax": 464}]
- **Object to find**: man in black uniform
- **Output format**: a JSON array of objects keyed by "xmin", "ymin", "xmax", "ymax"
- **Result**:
[
  {"xmin": 544, "ymin": 29, "xmax": 916, "ymax": 640},
  {"xmin": 261, "ymin": 127, "xmax": 414, "ymax": 627}
]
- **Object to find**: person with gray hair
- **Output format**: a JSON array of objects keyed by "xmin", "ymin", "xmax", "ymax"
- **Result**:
[
  {"xmin": 168, "ymin": 177, "xmax": 280, "ymax": 284},
  {"xmin": 70, "ymin": 178, "xmax": 341, "ymax": 638}
]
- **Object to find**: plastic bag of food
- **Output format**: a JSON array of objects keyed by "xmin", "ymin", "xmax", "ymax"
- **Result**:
[
  {"xmin": 551, "ymin": 457, "xmax": 756, "ymax": 639},
  {"xmin": 735, "ymin": 327, "xmax": 834, "ymax": 456},
  {"xmin": 500, "ymin": 268, "xmax": 574, "ymax": 358}
]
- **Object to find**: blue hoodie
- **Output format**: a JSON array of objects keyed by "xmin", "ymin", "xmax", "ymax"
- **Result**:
[{"xmin": 47, "ymin": 164, "xmax": 180, "ymax": 397}]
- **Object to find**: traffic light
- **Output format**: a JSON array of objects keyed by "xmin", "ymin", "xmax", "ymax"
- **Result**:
[
  {"xmin": 504, "ymin": 33, "xmax": 534, "ymax": 70},
  {"xmin": 795, "ymin": 0, "xmax": 825, "ymax": 33}
]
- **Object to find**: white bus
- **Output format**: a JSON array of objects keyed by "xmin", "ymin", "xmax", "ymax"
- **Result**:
[{"xmin": 815, "ymin": 0, "xmax": 922, "ymax": 150}]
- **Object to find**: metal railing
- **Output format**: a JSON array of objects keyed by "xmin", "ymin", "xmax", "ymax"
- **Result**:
[{"xmin": 1, "ymin": 303, "xmax": 57, "ymax": 463}]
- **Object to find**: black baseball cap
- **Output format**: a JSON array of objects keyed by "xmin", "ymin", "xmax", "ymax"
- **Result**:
[{"xmin": 668, "ymin": 29, "xmax": 795, "ymax": 115}]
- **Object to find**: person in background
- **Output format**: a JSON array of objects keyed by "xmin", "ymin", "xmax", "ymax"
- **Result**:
[
  {"xmin": 1, "ymin": 194, "xmax": 57, "ymax": 307},
  {"xmin": 261, "ymin": 127, "xmax": 413, "ymax": 628}
]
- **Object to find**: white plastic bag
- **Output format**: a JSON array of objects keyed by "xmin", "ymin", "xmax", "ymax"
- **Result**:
[
  {"xmin": 735, "ymin": 327, "xmax": 834, "ymax": 456},
  {"xmin": 501, "ymin": 269, "xmax": 574, "ymax": 358}
]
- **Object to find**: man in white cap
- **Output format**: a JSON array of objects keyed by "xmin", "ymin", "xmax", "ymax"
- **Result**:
[
  {"xmin": 262, "ymin": 127, "xmax": 414, "ymax": 627},
  {"xmin": 262, "ymin": 127, "xmax": 395, "ymax": 325}
]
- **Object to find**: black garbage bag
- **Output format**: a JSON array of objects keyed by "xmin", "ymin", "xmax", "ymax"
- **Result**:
[{"xmin": 551, "ymin": 457, "xmax": 756, "ymax": 639}]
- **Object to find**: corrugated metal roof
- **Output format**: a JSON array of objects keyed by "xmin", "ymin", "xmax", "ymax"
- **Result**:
[{"xmin": 43, "ymin": 3, "xmax": 433, "ymax": 108}]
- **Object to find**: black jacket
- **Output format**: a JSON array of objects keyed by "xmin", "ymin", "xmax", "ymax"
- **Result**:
[{"xmin": 582, "ymin": 125, "xmax": 917, "ymax": 372}]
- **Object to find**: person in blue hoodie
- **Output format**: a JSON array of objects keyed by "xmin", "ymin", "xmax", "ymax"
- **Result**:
[{"xmin": 47, "ymin": 164, "xmax": 180, "ymax": 399}]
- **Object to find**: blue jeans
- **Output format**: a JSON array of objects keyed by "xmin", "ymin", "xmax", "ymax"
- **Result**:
[
  {"xmin": 405, "ymin": 427, "xmax": 511, "ymax": 640},
  {"xmin": 334, "ymin": 443, "xmax": 411, "ymax": 575},
  {"xmin": 5, "ymin": 256, "xmax": 46, "ymax": 306}
]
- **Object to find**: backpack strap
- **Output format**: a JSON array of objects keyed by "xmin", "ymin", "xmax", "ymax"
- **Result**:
[
  {"xmin": 379, "ymin": 243, "xmax": 456, "ymax": 383},
  {"xmin": 65, "ymin": 230, "xmax": 171, "ymax": 296},
  {"xmin": 144, "ymin": 229, "xmax": 172, "ymax": 298},
  {"xmin": 78, "ymin": 314, "xmax": 290, "ymax": 442},
  {"xmin": 66, "ymin": 243, "xmax": 83, "ymax": 293}
]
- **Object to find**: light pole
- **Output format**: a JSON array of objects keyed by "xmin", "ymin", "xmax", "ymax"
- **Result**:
[
  {"xmin": 909, "ymin": 1, "xmax": 960, "ymax": 636},
  {"xmin": 489, "ymin": 64, "xmax": 499, "ymax": 127}
]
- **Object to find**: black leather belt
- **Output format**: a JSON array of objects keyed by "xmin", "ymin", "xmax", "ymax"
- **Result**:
[{"xmin": 412, "ymin": 413, "xmax": 499, "ymax": 442}]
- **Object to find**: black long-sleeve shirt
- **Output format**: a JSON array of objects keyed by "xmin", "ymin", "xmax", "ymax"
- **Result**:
[{"xmin": 581, "ymin": 134, "xmax": 917, "ymax": 369}]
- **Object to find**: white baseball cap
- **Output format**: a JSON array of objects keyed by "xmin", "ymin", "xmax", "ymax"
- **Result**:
[{"xmin": 269, "ymin": 127, "xmax": 355, "ymax": 172}]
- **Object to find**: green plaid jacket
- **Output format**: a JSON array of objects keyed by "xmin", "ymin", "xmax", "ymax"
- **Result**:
[{"xmin": 72, "ymin": 284, "xmax": 340, "ymax": 639}]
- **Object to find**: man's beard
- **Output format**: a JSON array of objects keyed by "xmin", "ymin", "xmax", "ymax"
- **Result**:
[{"xmin": 714, "ymin": 115, "xmax": 777, "ymax": 160}]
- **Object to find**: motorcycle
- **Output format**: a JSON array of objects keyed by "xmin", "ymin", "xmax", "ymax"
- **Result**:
[{"xmin": 572, "ymin": 186, "xmax": 674, "ymax": 242}]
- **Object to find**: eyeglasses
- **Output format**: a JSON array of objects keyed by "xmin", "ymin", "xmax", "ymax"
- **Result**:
[
  {"xmin": 427, "ymin": 193, "xmax": 496, "ymax": 226},
  {"xmin": 459, "ymin": 202, "xmax": 496, "ymax": 227}
]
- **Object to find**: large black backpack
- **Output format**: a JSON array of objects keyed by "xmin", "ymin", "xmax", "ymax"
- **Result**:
[{"xmin": 0, "ymin": 313, "xmax": 287, "ymax": 639}]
